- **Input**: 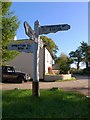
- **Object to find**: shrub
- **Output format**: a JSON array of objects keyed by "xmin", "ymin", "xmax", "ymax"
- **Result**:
[
  {"xmin": 70, "ymin": 68, "xmax": 83, "ymax": 75},
  {"xmin": 83, "ymin": 67, "xmax": 90, "ymax": 75}
]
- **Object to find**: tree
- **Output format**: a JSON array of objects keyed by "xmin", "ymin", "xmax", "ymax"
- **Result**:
[
  {"xmin": 80, "ymin": 41, "xmax": 90, "ymax": 69},
  {"xmin": 1, "ymin": 2, "xmax": 20, "ymax": 65},
  {"xmin": 57, "ymin": 53, "xmax": 73, "ymax": 74},
  {"xmin": 87, "ymin": 45, "xmax": 90, "ymax": 63},
  {"xmin": 69, "ymin": 47, "xmax": 83, "ymax": 70},
  {"xmin": 40, "ymin": 36, "xmax": 58, "ymax": 60},
  {"xmin": 69, "ymin": 41, "xmax": 90, "ymax": 70},
  {"xmin": 2, "ymin": 2, "xmax": 12, "ymax": 16}
]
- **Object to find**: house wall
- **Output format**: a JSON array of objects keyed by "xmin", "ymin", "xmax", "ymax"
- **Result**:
[
  {"xmin": 7, "ymin": 48, "xmax": 44, "ymax": 79},
  {"xmin": 45, "ymin": 48, "xmax": 54, "ymax": 74}
]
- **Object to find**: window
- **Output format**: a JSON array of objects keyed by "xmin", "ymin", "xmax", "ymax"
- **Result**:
[{"xmin": 7, "ymin": 67, "xmax": 15, "ymax": 73}]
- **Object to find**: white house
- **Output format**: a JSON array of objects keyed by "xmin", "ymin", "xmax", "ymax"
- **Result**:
[
  {"xmin": 45, "ymin": 48, "xmax": 54, "ymax": 73},
  {"xmin": 7, "ymin": 39, "xmax": 54, "ymax": 80}
]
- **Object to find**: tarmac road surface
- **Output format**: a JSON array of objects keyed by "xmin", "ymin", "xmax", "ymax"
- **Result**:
[{"xmin": 0, "ymin": 75, "xmax": 89, "ymax": 96}]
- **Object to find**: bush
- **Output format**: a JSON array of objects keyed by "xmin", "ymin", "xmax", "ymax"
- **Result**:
[
  {"xmin": 83, "ymin": 67, "xmax": 90, "ymax": 75},
  {"xmin": 70, "ymin": 68, "xmax": 83, "ymax": 75},
  {"xmin": 60, "ymin": 64, "xmax": 70, "ymax": 74},
  {"xmin": 70, "ymin": 67, "xmax": 90, "ymax": 75}
]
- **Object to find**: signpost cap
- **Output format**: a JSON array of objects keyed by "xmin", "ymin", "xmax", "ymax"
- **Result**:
[{"xmin": 34, "ymin": 20, "xmax": 40, "ymax": 25}]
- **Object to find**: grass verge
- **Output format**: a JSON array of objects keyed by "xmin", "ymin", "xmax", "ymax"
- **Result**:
[{"xmin": 2, "ymin": 89, "xmax": 89, "ymax": 119}]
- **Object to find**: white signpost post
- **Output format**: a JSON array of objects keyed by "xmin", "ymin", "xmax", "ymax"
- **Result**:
[
  {"xmin": 8, "ymin": 20, "xmax": 70, "ymax": 97},
  {"xmin": 32, "ymin": 20, "xmax": 40, "ymax": 96}
]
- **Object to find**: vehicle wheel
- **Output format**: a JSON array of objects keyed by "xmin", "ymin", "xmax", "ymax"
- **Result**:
[{"xmin": 17, "ymin": 77, "xmax": 24, "ymax": 83}]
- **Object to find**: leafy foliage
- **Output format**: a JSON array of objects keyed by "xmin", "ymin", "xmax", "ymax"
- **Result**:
[
  {"xmin": 57, "ymin": 53, "xmax": 73, "ymax": 74},
  {"xmin": 80, "ymin": 41, "xmax": 90, "ymax": 69},
  {"xmin": 1, "ymin": 2, "xmax": 20, "ymax": 65},
  {"xmin": 2, "ymin": 11, "xmax": 20, "ymax": 48},
  {"xmin": 2, "ymin": 2, "xmax": 12, "ymax": 16},
  {"xmin": 69, "ymin": 47, "xmax": 83, "ymax": 70},
  {"xmin": 69, "ymin": 41, "xmax": 90, "ymax": 69},
  {"xmin": 40, "ymin": 36, "xmax": 58, "ymax": 60}
]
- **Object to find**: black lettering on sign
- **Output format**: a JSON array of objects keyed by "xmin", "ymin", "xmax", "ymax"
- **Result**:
[{"xmin": 12, "ymin": 44, "xmax": 17, "ymax": 47}]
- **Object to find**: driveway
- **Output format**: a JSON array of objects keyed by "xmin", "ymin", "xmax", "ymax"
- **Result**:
[{"xmin": 0, "ymin": 75, "xmax": 89, "ymax": 96}]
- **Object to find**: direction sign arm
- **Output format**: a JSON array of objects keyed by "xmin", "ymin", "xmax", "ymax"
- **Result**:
[
  {"xmin": 39, "ymin": 24, "xmax": 71, "ymax": 35},
  {"xmin": 24, "ymin": 21, "xmax": 35, "ymax": 39}
]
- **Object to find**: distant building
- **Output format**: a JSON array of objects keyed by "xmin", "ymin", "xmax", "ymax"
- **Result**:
[
  {"xmin": 7, "ymin": 39, "xmax": 54, "ymax": 80},
  {"xmin": 13, "ymin": 36, "xmax": 17, "ymax": 41}
]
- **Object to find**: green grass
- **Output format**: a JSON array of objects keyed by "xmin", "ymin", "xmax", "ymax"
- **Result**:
[{"xmin": 2, "ymin": 89, "xmax": 89, "ymax": 119}]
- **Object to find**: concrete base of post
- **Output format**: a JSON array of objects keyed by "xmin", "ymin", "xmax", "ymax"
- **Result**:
[{"xmin": 32, "ymin": 81, "xmax": 40, "ymax": 96}]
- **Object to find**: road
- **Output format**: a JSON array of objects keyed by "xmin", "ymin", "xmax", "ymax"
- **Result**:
[{"xmin": 0, "ymin": 75, "xmax": 89, "ymax": 96}]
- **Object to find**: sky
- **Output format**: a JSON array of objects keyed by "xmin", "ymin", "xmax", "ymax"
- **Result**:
[{"xmin": 10, "ymin": 2, "xmax": 88, "ymax": 58}]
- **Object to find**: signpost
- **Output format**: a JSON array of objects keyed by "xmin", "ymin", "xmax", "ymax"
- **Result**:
[
  {"xmin": 39, "ymin": 24, "xmax": 70, "ymax": 35},
  {"xmin": 24, "ymin": 21, "xmax": 35, "ymax": 40},
  {"xmin": 31, "ymin": 20, "xmax": 71, "ymax": 96},
  {"xmin": 7, "ymin": 20, "xmax": 70, "ymax": 97},
  {"xmin": 32, "ymin": 20, "xmax": 40, "ymax": 96},
  {"xmin": 7, "ymin": 43, "xmax": 36, "ymax": 53},
  {"xmin": 38, "ymin": 39, "xmax": 44, "ymax": 48}
]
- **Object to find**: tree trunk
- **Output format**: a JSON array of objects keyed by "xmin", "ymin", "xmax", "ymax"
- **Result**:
[
  {"xmin": 77, "ymin": 62, "xmax": 80, "ymax": 70},
  {"xmin": 86, "ymin": 61, "xmax": 88, "ymax": 69}
]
